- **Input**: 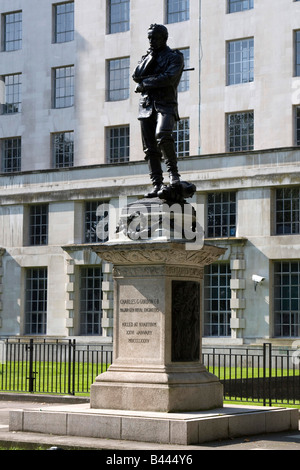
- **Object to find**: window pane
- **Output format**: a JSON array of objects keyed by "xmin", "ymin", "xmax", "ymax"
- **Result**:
[
  {"xmin": 207, "ymin": 192, "xmax": 236, "ymax": 238},
  {"xmin": 227, "ymin": 111, "xmax": 254, "ymax": 152},
  {"xmin": 167, "ymin": 0, "xmax": 189, "ymax": 24},
  {"xmin": 29, "ymin": 205, "xmax": 49, "ymax": 245},
  {"xmin": 178, "ymin": 48, "xmax": 190, "ymax": 92},
  {"xmin": 204, "ymin": 263, "xmax": 232, "ymax": 337},
  {"xmin": 80, "ymin": 267, "xmax": 103, "ymax": 335},
  {"xmin": 54, "ymin": 66, "xmax": 74, "ymax": 108},
  {"xmin": 25, "ymin": 268, "xmax": 47, "ymax": 335},
  {"xmin": 228, "ymin": 0, "xmax": 254, "ymax": 13},
  {"xmin": 106, "ymin": 126, "xmax": 130, "ymax": 163},
  {"xmin": 274, "ymin": 261, "xmax": 300, "ymax": 337},
  {"xmin": 227, "ymin": 38, "xmax": 254, "ymax": 85},
  {"xmin": 55, "ymin": 2, "xmax": 74, "ymax": 43},
  {"xmin": 1, "ymin": 74, "xmax": 22, "ymax": 115},
  {"xmin": 275, "ymin": 187, "xmax": 300, "ymax": 235},
  {"xmin": 173, "ymin": 118, "xmax": 189, "ymax": 157},
  {"xmin": 109, "ymin": 0, "xmax": 130, "ymax": 34},
  {"xmin": 2, "ymin": 137, "xmax": 21, "ymax": 173},
  {"xmin": 53, "ymin": 131, "xmax": 74, "ymax": 168},
  {"xmin": 108, "ymin": 58, "xmax": 129, "ymax": 101},
  {"xmin": 296, "ymin": 31, "xmax": 300, "ymax": 77},
  {"xmin": 85, "ymin": 201, "xmax": 109, "ymax": 243},
  {"xmin": 4, "ymin": 11, "xmax": 22, "ymax": 51}
]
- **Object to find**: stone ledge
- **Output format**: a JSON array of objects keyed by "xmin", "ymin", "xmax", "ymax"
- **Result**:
[{"xmin": 9, "ymin": 404, "xmax": 299, "ymax": 446}]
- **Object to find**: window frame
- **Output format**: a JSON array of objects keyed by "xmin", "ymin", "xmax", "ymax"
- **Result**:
[
  {"xmin": 52, "ymin": 130, "xmax": 74, "ymax": 168},
  {"xmin": 28, "ymin": 204, "xmax": 49, "ymax": 246},
  {"xmin": 178, "ymin": 48, "xmax": 190, "ymax": 93},
  {"xmin": 84, "ymin": 201, "xmax": 109, "ymax": 243},
  {"xmin": 54, "ymin": 1, "xmax": 74, "ymax": 44},
  {"xmin": 53, "ymin": 65, "xmax": 75, "ymax": 109},
  {"xmin": 227, "ymin": 37, "xmax": 254, "ymax": 86},
  {"xmin": 2, "ymin": 11, "xmax": 22, "ymax": 52},
  {"xmin": 108, "ymin": 0, "xmax": 130, "ymax": 34},
  {"xmin": 207, "ymin": 191, "xmax": 237, "ymax": 238},
  {"xmin": 227, "ymin": 111, "xmax": 254, "ymax": 152},
  {"xmin": 25, "ymin": 267, "xmax": 48, "ymax": 335},
  {"xmin": 204, "ymin": 263, "xmax": 232, "ymax": 337},
  {"xmin": 166, "ymin": 0, "xmax": 190, "ymax": 24},
  {"xmin": 275, "ymin": 187, "xmax": 300, "ymax": 235},
  {"xmin": 1, "ymin": 136, "xmax": 21, "ymax": 173},
  {"xmin": 79, "ymin": 266, "xmax": 103, "ymax": 336},
  {"xmin": 106, "ymin": 125, "xmax": 130, "ymax": 163},
  {"xmin": 274, "ymin": 261, "xmax": 300, "ymax": 337},
  {"xmin": 173, "ymin": 118, "xmax": 190, "ymax": 157},
  {"xmin": 0, "ymin": 73, "xmax": 22, "ymax": 115},
  {"xmin": 107, "ymin": 57, "xmax": 130, "ymax": 101},
  {"xmin": 227, "ymin": 0, "xmax": 254, "ymax": 14}
]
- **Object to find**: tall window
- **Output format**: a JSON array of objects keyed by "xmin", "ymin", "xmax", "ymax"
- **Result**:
[
  {"xmin": 207, "ymin": 192, "xmax": 236, "ymax": 238},
  {"xmin": 54, "ymin": 2, "xmax": 74, "ymax": 43},
  {"xmin": 227, "ymin": 38, "xmax": 254, "ymax": 85},
  {"xmin": 275, "ymin": 188, "xmax": 300, "ymax": 235},
  {"xmin": 228, "ymin": 0, "xmax": 254, "ymax": 13},
  {"xmin": 53, "ymin": 66, "xmax": 74, "ymax": 108},
  {"xmin": 29, "ymin": 205, "xmax": 49, "ymax": 245},
  {"xmin": 108, "ymin": 0, "xmax": 130, "ymax": 34},
  {"xmin": 52, "ymin": 131, "xmax": 74, "ymax": 168},
  {"xmin": 25, "ymin": 268, "xmax": 47, "ymax": 335},
  {"xmin": 295, "ymin": 30, "xmax": 300, "ymax": 76},
  {"xmin": 0, "ymin": 74, "xmax": 22, "ymax": 114},
  {"xmin": 295, "ymin": 106, "xmax": 300, "ymax": 145},
  {"xmin": 274, "ymin": 261, "xmax": 300, "ymax": 337},
  {"xmin": 167, "ymin": 0, "xmax": 189, "ymax": 23},
  {"xmin": 85, "ymin": 201, "xmax": 109, "ymax": 243},
  {"xmin": 3, "ymin": 11, "xmax": 22, "ymax": 51},
  {"xmin": 2, "ymin": 137, "xmax": 21, "ymax": 173},
  {"xmin": 107, "ymin": 58, "xmax": 130, "ymax": 101},
  {"xmin": 227, "ymin": 111, "xmax": 254, "ymax": 152},
  {"xmin": 106, "ymin": 126, "xmax": 130, "ymax": 163},
  {"xmin": 80, "ymin": 267, "xmax": 103, "ymax": 335},
  {"xmin": 204, "ymin": 263, "xmax": 232, "ymax": 337},
  {"xmin": 174, "ymin": 118, "xmax": 189, "ymax": 157},
  {"xmin": 178, "ymin": 48, "xmax": 190, "ymax": 92}
]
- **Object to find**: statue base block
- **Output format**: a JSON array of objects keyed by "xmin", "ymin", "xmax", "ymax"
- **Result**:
[
  {"xmin": 10, "ymin": 404, "xmax": 299, "ymax": 446},
  {"xmin": 90, "ymin": 240, "xmax": 225, "ymax": 412},
  {"xmin": 90, "ymin": 374, "xmax": 223, "ymax": 412}
]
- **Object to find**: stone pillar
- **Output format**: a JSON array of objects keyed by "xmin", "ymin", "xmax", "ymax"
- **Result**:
[{"xmin": 90, "ymin": 240, "xmax": 225, "ymax": 412}]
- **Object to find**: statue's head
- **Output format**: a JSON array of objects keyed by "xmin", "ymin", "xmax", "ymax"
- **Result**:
[{"xmin": 147, "ymin": 23, "xmax": 168, "ymax": 51}]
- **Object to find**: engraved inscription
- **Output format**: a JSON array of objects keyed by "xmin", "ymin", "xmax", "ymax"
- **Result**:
[
  {"xmin": 120, "ymin": 299, "xmax": 159, "ymax": 343},
  {"xmin": 117, "ymin": 283, "xmax": 163, "ymax": 360}
]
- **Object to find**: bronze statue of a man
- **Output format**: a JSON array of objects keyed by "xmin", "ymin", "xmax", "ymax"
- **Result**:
[{"xmin": 133, "ymin": 24, "xmax": 184, "ymax": 199}]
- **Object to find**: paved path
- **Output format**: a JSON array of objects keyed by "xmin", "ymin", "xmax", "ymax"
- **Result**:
[{"xmin": 0, "ymin": 396, "xmax": 299, "ymax": 452}]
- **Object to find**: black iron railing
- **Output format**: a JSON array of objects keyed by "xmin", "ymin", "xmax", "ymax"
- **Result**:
[
  {"xmin": 0, "ymin": 339, "xmax": 299, "ymax": 406},
  {"xmin": 0, "ymin": 338, "xmax": 112, "ymax": 395}
]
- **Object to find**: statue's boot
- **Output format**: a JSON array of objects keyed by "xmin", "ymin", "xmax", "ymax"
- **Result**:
[
  {"xmin": 159, "ymin": 140, "xmax": 181, "ymax": 187},
  {"xmin": 144, "ymin": 155, "xmax": 166, "ymax": 198}
]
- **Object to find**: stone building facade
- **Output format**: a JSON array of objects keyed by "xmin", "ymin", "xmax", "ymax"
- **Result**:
[{"xmin": 0, "ymin": 0, "xmax": 300, "ymax": 347}]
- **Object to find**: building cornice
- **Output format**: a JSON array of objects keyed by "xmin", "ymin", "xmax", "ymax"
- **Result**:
[{"xmin": 0, "ymin": 147, "xmax": 300, "ymax": 205}]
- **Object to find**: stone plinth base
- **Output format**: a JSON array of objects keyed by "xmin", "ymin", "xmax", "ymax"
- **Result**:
[
  {"xmin": 10, "ymin": 404, "xmax": 299, "ymax": 446},
  {"xmin": 90, "ymin": 366, "xmax": 223, "ymax": 412},
  {"xmin": 90, "ymin": 241, "xmax": 226, "ymax": 413}
]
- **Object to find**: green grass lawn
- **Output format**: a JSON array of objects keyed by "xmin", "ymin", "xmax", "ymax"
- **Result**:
[
  {"xmin": 207, "ymin": 365, "xmax": 300, "ymax": 380},
  {"xmin": 0, "ymin": 361, "xmax": 110, "ymax": 395}
]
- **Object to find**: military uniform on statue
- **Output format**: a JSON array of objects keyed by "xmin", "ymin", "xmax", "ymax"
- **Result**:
[{"xmin": 132, "ymin": 23, "xmax": 185, "ymax": 200}]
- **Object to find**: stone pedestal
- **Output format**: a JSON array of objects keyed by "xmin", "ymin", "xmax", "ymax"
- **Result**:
[{"xmin": 90, "ymin": 240, "xmax": 225, "ymax": 412}]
